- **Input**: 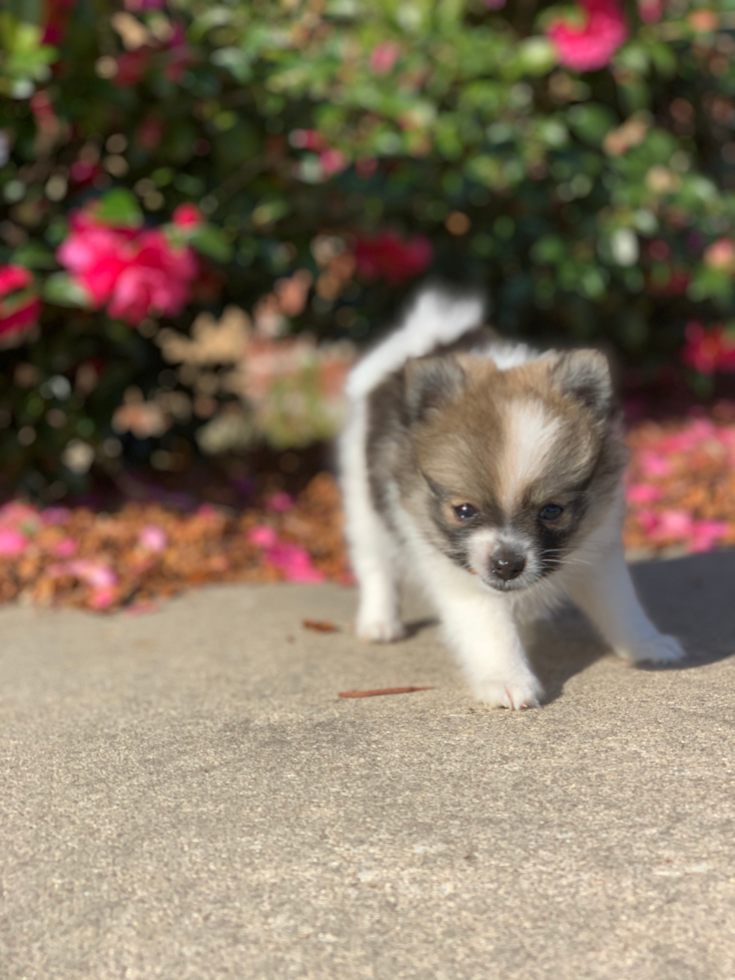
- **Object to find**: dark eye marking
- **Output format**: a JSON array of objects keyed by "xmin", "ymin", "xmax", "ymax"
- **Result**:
[
  {"xmin": 453, "ymin": 503, "xmax": 479, "ymax": 521},
  {"xmin": 539, "ymin": 504, "xmax": 564, "ymax": 523}
]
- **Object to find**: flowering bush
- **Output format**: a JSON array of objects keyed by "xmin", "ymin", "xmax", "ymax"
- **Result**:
[{"xmin": 3, "ymin": 0, "xmax": 735, "ymax": 497}]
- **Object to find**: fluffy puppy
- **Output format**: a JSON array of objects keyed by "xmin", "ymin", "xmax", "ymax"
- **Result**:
[{"xmin": 339, "ymin": 288, "xmax": 684, "ymax": 709}]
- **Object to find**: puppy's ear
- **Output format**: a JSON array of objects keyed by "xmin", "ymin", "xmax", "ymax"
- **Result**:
[
  {"xmin": 404, "ymin": 356, "xmax": 466, "ymax": 423},
  {"xmin": 549, "ymin": 350, "xmax": 615, "ymax": 421}
]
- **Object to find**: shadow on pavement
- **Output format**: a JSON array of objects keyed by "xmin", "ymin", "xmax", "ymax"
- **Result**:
[
  {"xmin": 529, "ymin": 547, "xmax": 735, "ymax": 704},
  {"xmin": 630, "ymin": 547, "xmax": 735, "ymax": 669}
]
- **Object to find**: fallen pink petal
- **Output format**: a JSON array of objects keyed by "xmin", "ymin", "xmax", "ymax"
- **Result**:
[
  {"xmin": 0, "ymin": 528, "xmax": 29, "ymax": 557},
  {"xmin": 266, "ymin": 492, "xmax": 295, "ymax": 513},
  {"xmin": 651, "ymin": 509, "xmax": 694, "ymax": 539},
  {"xmin": 638, "ymin": 450, "xmax": 672, "ymax": 479},
  {"xmin": 626, "ymin": 484, "xmax": 662, "ymax": 505},
  {"xmin": 248, "ymin": 525, "xmax": 279, "ymax": 549},
  {"xmin": 51, "ymin": 537, "xmax": 79, "ymax": 558},
  {"xmin": 138, "ymin": 524, "xmax": 168, "ymax": 553},
  {"xmin": 65, "ymin": 560, "xmax": 119, "ymax": 591},
  {"xmin": 89, "ymin": 587, "xmax": 118, "ymax": 610}
]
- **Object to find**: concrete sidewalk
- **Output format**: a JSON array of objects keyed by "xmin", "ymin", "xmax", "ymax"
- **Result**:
[{"xmin": 2, "ymin": 551, "xmax": 735, "ymax": 980}]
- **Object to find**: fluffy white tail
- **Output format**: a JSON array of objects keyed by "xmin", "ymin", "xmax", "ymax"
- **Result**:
[{"xmin": 346, "ymin": 287, "xmax": 485, "ymax": 399}]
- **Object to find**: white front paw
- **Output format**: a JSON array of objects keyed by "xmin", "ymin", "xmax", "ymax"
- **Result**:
[
  {"xmin": 473, "ymin": 674, "xmax": 544, "ymax": 710},
  {"xmin": 617, "ymin": 633, "xmax": 685, "ymax": 664},
  {"xmin": 356, "ymin": 609, "xmax": 405, "ymax": 644}
]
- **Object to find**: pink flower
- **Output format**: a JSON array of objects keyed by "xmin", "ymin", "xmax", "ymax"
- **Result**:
[
  {"xmin": 0, "ymin": 264, "xmax": 41, "ymax": 338},
  {"xmin": 547, "ymin": 0, "xmax": 628, "ymax": 72},
  {"xmin": 58, "ymin": 211, "xmax": 198, "ymax": 327},
  {"xmin": 172, "ymin": 203, "xmax": 203, "ymax": 228},
  {"xmin": 57, "ymin": 211, "xmax": 134, "ymax": 306},
  {"xmin": 0, "ymin": 528, "xmax": 28, "ymax": 557},
  {"xmin": 107, "ymin": 230, "xmax": 198, "ymax": 324},
  {"xmin": 354, "ymin": 231, "xmax": 433, "ymax": 284},
  {"xmin": 0, "ymin": 266, "xmax": 32, "ymax": 294},
  {"xmin": 138, "ymin": 524, "xmax": 168, "ymax": 553},
  {"xmin": 369, "ymin": 42, "xmax": 401, "ymax": 75},
  {"xmin": 319, "ymin": 148, "xmax": 349, "ymax": 176},
  {"xmin": 681, "ymin": 322, "xmax": 735, "ymax": 375}
]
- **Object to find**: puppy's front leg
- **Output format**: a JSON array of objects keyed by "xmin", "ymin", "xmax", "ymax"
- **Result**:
[
  {"xmin": 439, "ymin": 592, "xmax": 544, "ymax": 709},
  {"xmin": 566, "ymin": 548, "xmax": 685, "ymax": 664}
]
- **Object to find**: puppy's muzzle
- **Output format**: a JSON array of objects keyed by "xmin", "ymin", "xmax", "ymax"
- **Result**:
[{"xmin": 490, "ymin": 546, "xmax": 526, "ymax": 582}]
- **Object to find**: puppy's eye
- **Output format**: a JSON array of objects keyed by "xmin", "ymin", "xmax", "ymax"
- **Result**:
[
  {"xmin": 453, "ymin": 503, "xmax": 479, "ymax": 521},
  {"xmin": 539, "ymin": 504, "xmax": 564, "ymax": 523}
]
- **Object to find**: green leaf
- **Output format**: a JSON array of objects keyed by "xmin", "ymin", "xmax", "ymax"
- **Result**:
[
  {"xmin": 188, "ymin": 225, "xmax": 233, "ymax": 263},
  {"xmin": 11, "ymin": 241, "xmax": 56, "ymax": 269},
  {"xmin": 42, "ymin": 272, "xmax": 90, "ymax": 308},
  {"xmin": 531, "ymin": 234, "xmax": 565, "ymax": 264},
  {"xmin": 646, "ymin": 40, "xmax": 677, "ymax": 76},
  {"xmin": 516, "ymin": 37, "xmax": 556, "ymax": 76},
  {"xmin": 94, "ymin": 189, "xmax": 144, "ymax": 229},
  {"xmin": 567, "ymin": 104, "xmax": 617, "ymax": 146}
]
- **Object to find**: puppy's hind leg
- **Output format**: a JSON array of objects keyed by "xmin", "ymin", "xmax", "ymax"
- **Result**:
[
  {"xmin": 340, "ymin": 410, "xmax": 405, "ymax": 644},
  {"xmin": 350, "ymin": 512, "xmax": 405, "ymax": 644}
]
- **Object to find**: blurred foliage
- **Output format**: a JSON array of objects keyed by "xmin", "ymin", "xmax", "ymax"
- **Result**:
[{"xmin": 3, "ymin": 0, "xmax": 735, "ymax": 498}]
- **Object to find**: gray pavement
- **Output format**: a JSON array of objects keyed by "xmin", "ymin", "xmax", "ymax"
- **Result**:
[{"xmin": 2, "ymin": 550, "xmax": 735, "ymax": 980}]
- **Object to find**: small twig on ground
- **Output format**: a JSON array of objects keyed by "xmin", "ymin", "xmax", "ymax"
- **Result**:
[{"xmin": 338, "ymin": 686, "xmax": 434, "ymax": 698}]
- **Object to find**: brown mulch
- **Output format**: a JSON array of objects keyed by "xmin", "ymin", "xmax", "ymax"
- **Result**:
[
  {"xmin": 2, "ymin": 411, "xmax": 735, "ymax": 613},
  {"xmin": 0, "ymin": 473, "xmax": 349, "ymax": 612}
]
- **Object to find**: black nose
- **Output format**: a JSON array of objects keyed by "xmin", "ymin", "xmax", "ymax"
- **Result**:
[{"xmin": 490, "ymin": 547, "xmax": 526, "ymax": 582}]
